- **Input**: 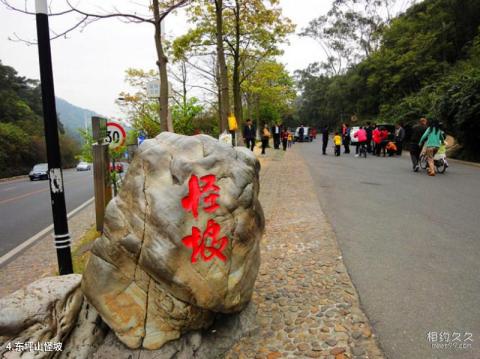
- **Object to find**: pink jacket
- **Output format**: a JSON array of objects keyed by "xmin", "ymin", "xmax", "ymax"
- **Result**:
[{"xmin": 355, "ymin": 129, "xmax": 367, "ymax": 142}]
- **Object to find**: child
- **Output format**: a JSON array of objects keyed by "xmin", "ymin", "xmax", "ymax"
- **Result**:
[
  {"xmin": 333, "ymin": 132, "xmax": 342, "ymax": 156},
  {"xmin": 281, "ymin": 128, "xmax": 289, "ymax": 151},
  {"xmin": 287, "ymin": 132, "xmax": 293, "ymax": 148},
  {"xmin": 386, "ymin": 141, "xmax": 397, "ymax": 156}
]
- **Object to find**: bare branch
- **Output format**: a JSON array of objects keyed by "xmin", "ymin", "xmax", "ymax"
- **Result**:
[
  {"xmin": 65, "ymin": 0, "xmax": 156, "ymax": 24},
  {"xmin": 0, "ymin": 0, "xmax": 75, "ymax": 16}
]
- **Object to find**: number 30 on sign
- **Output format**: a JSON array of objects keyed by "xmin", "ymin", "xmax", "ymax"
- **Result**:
[{"xmin": 106, "ymin": 122, "xmax": 126, "ymax": 150}]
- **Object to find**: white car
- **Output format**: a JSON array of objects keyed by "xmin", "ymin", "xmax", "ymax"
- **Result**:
[
  {"xmin": 76, "ymin": 162, "xmax": 91, "ymax": 171},
  {"xmin": 294, "ymin": 127, "xmax": 312, "ymax": 142}
]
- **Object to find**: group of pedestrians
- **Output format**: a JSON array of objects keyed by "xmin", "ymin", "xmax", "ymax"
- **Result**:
[
  {"xmin": 242, "ymin": 119, "xmax": 293, "ymax": 155},
  {"xmin": 324, "ymin": 122, "xmax": 406, "ymax": 158},
  {"xmin": 321, "ymin": 117, "xmax": 447, "ymax": 177}
]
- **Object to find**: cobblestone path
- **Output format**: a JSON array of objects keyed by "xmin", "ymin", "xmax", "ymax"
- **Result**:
[{"xmin": 226, "ymin": 147, "xmax": 384, "ymax": 359}]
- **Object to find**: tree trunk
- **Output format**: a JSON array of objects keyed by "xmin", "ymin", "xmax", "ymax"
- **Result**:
[
  {"xmin": 153, "ymin": 0, "xmax": 171, "ymax": 132},
  {"xmin": 215, "ymin": 0, "xmax": 230, "ymax": 132}
]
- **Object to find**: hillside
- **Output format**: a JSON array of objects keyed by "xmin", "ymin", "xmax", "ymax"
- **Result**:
[
  {"xmin": 0, "ymin": 61, "xmax": 82, "ymax": 177},
  {"xmin": 55, "ymin": 97, "xmax": 97, "ymax": 141}
]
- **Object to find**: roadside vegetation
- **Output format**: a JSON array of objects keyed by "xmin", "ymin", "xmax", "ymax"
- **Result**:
[
  {"xmin": 296, "ymin": 0, "xmax": 480, "ymax": 161},
  {"xmin": 0, "ymin": 61, "xmax": 80, "ymax": 177}
]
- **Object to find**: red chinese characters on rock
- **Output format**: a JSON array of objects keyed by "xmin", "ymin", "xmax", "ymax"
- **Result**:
[
  {"xmin": 181, "ymin": 219, "xmax": 228, "ymax": 263},
  {"xmin": 181, "ymin": 174, "xmax": 228, "ymax": 263},
  {"xmin": 181, "ymin": 174, "xmax": 220, "ymax": 219}
]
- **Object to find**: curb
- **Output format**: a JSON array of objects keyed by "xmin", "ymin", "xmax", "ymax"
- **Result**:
[
  {"xmin": 447, "ymin": 158, "xmax": 480, "ymax": 168},
  {"xmin": 0, "ymin": 175, "xmax": 27, "ymax": 183},
  {"xmin": 0, "ymin": 197, "xmax": 95, "ymax": 268}
]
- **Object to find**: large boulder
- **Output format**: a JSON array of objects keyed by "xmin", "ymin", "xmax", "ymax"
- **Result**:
[{"xmin": 82, "ymin": 133, "xmax": 264, "ymax": 350}]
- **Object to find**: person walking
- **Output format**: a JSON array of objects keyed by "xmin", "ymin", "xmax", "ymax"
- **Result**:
[
  {"xmin": 242, "ymin": 118, "xmax": 256, "ymax": 151},
  {"xmin": 261, "ymin": 124, "xmax": 271, "ymax": 155},
  {"xmin": 366, "ymin": 122, "xmax": 374, "ymax": 153},
  {"xmin": 354, "ymin": 126, "xmax": 367, "ymax": 156},
  {"xmin": 343, "ymin": 124, "xmax": 351, "ymax": 154},
  {"xmin": 395, "ymin": 123, "xmax": 406, "ymax": 155},
  {"xmin": 281, "ymin": 126, "xmax": 289, "ymax": 151},
  {"xmin": 271, "ymin": 123, "xmax": 281, "ymax": 149},
  {"xmin": 333, "ymin": 132, "xmax": 342, "ymax": 156},
  {"xmin": 372, "ymin": 126, "xmax": 381, "ymax": 156},
  {"xmin": 299, "ymin": 125, "xmax": 305, "ymax": 142},
  {"xmin": 419, "ymin": 120, "xmax": 444, "ymax": 176},
  {"xmin": 409, "ymin": 117, "xmax": 428, "ymax": 171},
  {"xmin": 321, "ymin": 126, "xmax": 329, "ymax": 155},
  {"xmin": 379, "ymin": 127, "xmax": 389, "ymax": 157}
]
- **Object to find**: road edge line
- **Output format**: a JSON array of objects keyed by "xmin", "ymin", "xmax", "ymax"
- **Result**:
[{"xmin": 0, "ymin": 197, "xmax": 94, "ymax": 268}]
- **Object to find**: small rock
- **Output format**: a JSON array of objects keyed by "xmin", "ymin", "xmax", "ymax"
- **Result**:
[
  {"xmin": 362, "ymin": 327, "xmax": 372, "ymax": 338},
  {"xmin": 267, "ymin": 352, "xmax": 282, "ymax": 359},
  {"xmin": 352, "ymin": 330, "xmax": 362, "ymax": 339},
  {"xmin": 326, "ymin": 339, "xmax": 337, "ymax": 347},
  {"xmin": 334, "ymin": 324, "xmax": 347, "ymax": 333},
  {"xmin": 297, "ymin": 343, "xmax": 310, "ymax": 351},
  {"xmin": 330, "ymin": 347, "xmax": 346, "ymax": 355},
  {"xmin": 325, "ymin": 310, "xmax": 336, "ymax": 318},
  {"xmin": 286, "ymin": 343, "xmax": 296, "ymax": 351}
]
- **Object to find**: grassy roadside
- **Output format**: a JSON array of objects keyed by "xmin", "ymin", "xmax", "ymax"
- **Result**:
[{"xmin": 71, "ymin": 226, "xmax": 100, "ymax": 274}]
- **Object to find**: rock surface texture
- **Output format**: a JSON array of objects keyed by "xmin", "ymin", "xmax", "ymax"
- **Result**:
[
  {"xmin": 0, "ymin": 275, "xmax": 83, "ymax": 358},
  {"xmin": 0, "ymin": 275, "xmax": 108, "ymax": 359},
  {"xmin": 82, "ymin": 133, "xmax": 264, "ymax": 350}
]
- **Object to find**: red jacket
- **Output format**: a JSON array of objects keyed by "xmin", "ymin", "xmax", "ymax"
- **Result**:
[
  {"xmin": 372, "ymin": 128, "xmax": 381, "ymax": 144},
  {"xmin": 354, "ymin": 129, "xmax": 367, "ymax": 142}
]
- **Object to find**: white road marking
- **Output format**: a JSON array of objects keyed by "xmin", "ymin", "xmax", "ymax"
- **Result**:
[
  {"xmin": 1, "ymin": 186, "xmax": 17, "ymax": 192},
  {"xmin": 0, "ymin": 196, "xmax": 95, "ymax": 268}
]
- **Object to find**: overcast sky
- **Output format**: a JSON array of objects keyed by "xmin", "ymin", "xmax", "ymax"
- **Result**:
[{"xmin": 0, "ymin": 0, "xmax": 330, "ymax": 118}]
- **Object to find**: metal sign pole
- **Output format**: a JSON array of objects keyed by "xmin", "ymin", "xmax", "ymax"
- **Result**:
[{"xmin": 35, "ymin": 0, "xmax": 73, "ymax": 275}]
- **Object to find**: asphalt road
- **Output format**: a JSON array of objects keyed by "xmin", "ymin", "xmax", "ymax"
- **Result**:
[
  {"xmin": 299, "ymin": 140, "xmax": 480, "ymax": 359},
  {"xmin": 0, "ymin": 169, "xmax": 94, "ymax": 258}
]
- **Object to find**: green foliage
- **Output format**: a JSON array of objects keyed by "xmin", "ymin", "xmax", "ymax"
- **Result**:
[
  {"xmin": 171, "ymin": 97, "xmax": 204, "ymax": 135},
  {"xmin": 117, "ymin": 68, "xmax": 162, "ymax": 138},
  {"xmin": 242, "ymin": 60, "xmax": 296, "ymax": 125},
  {"xmin": 76, "ymin": 128, "xmax": 94, "ymax": 163},
  {"xmin": 435, "ymin": 66, "xmax": 480, "ymax": 161},
  {"xmin": 0, "ymin": 122, "xmax": 32, "ymax": 176},
  {"xmin": 0, "ymin": 61, "xmax": 81, "ymax": 177}
]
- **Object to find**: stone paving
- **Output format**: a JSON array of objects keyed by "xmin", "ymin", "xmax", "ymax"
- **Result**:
[
  {"xmin": 0, "ymin": 202, "xmax": 95, "ymax": 298},
  {"xmin": 226, "ymin": 145, "xmax": 385, "ymax": 359}
]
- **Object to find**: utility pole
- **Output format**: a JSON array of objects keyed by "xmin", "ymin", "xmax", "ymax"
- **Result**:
[{"xmin": 35, "ymin": 0, "xmax": 73, "ymax": 275}]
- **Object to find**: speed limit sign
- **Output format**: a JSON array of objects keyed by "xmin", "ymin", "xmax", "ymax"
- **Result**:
[{"xmin": 106, "ymin": 122, "xmax": 126, "ymax": 150}]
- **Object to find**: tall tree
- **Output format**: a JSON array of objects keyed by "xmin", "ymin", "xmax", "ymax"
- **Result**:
[
  {"xmin": 1, "ymin": 0, "xmax": 189, "ymax": 132},
  {"xmin": 174, "ymin": 0, "xmax": 293, "ymax": 130},
  {"xmin": 215, "ymin": 0, "xmax": 230, "ymax": 132},
  {"xmin": 299, "ymin": 0, "xmax": 410, "ymax": 75},
  {"xmin": 225, "ymin": 0, "xmax": 294, "ymax": 124}
]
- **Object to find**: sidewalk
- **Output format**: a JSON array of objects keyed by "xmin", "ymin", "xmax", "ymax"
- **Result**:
[
  {"xmin": 0, "ymin": 202, "xmax": 95, "ymax": 298},
  {"xmin": 226, "ymin": 145, "xmax": 384, "ymax": 359}
]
